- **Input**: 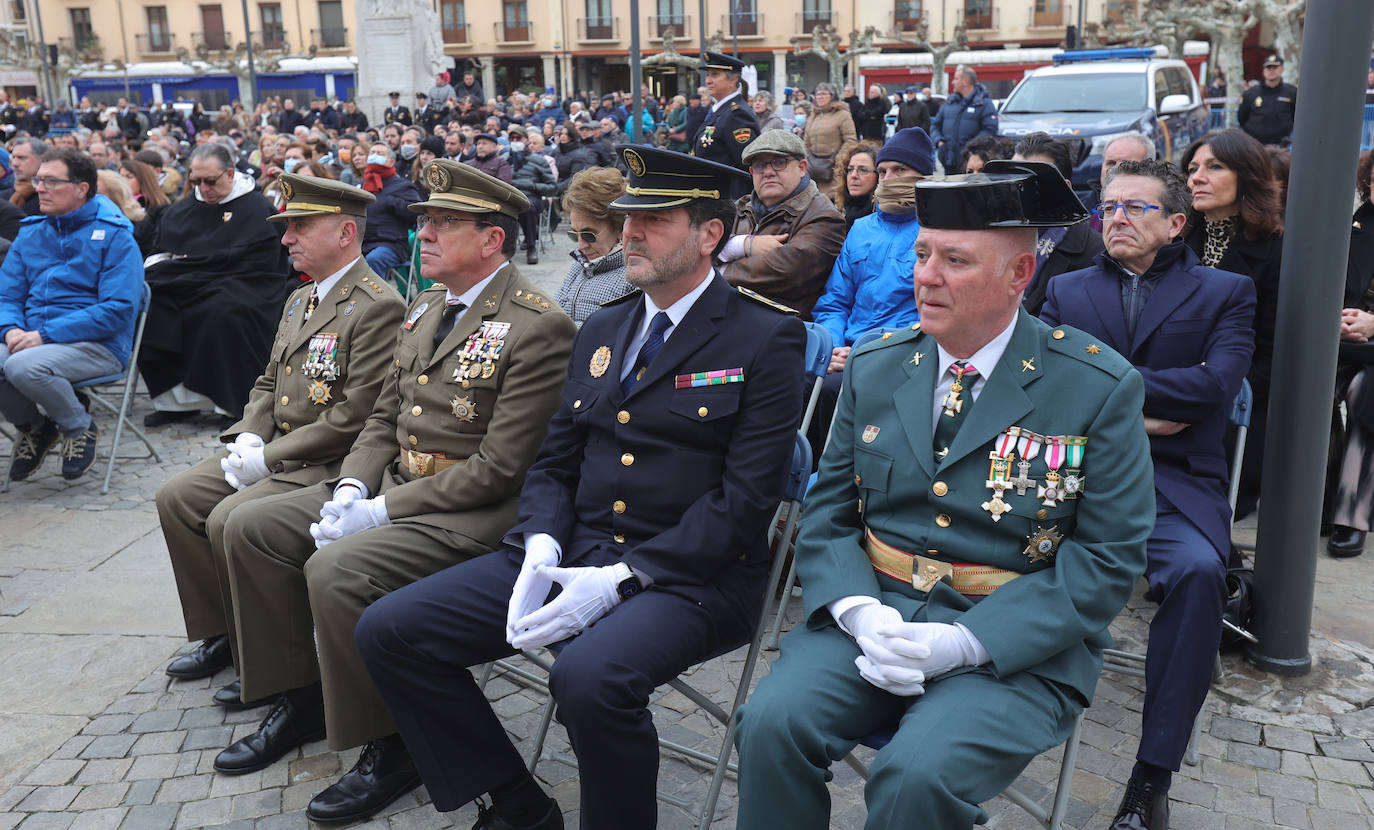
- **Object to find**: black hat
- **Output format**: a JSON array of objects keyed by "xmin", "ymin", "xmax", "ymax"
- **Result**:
[
  {"xmin": 416, "ymin": 91, "xmax": 428, "ymax": 100},
  {"xmin": 1263, "ymin": 54, "xmax": 1284, "ymax": 66},
  {"xmin": 915, "ymin": 160, "xmax": 1088, "ymax": 229},
  {"xmin": 701, "ymin": 51, "xmax": 746, "ymax": 73},
  {"xmin": 389, "ymin": 91, "xmax": 400, "ymax": 98},
  {"xmin": 610, "ymin": 146, "xmax": 749, "ymax": 211}
]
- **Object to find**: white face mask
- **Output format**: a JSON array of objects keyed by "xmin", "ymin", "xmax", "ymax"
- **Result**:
[
  {"xmin": 510, "ymin": 141, "xmax": 527, "ymax": 153},
  {"xmin": 399, "ymin": 144, "xmax": 418, "ymax": 159}
]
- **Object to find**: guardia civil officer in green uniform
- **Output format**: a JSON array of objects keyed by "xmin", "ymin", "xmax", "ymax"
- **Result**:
[
  {"xmin": 157, "ymin": 174, "xmax": 403, "ymax": 695},
  {"xmin": 734, "ymin": 164, "xmax": 1156, "ymax": 829},
  {"xmin": 213, "ymin": 159, "xmax": 576, "ymax": 823},
  {"xmin": 692, "ymin": 51, "xmax": 760, "ymax": 183}
]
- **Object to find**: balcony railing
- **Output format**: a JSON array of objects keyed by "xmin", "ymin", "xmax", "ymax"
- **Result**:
[
  {"xmin": 311, "ymin": 26, "xmax": 348, "ymax": 48},
  {"xmin": 255, "ymin": 27, "xmax": 288, "ymax": 50},
  {"xmin": 964, "ymin": 3, "xmax": 996, "ymax": 30},
  {"xmin": 135, "ymin": 32, "xmax": 176, "ymax": 54},
  {"xmin": 890, "ymin": 7, "xmax": 924, "ymax": 33},
  {"xmin": 1028, "ymin": 4, "xmax": 1063, "ymax": 27},
  {"xmin": 577, "ymin": 16, "xmax": 619, "ymax": 41},
  {"xmin": 442, "ymin": 22, "xmax": 470, "ymax": 44},
  {"xmin": 59, "ymin": 35, "xmax": 99, "ymax": 55},
  {"xmin": 797, "ymin": 8, "xmax": 834, "ymax": 33},
  {"xmin": 494, "ymin": 19, "xmax": 533, "ymax": 43},
  {"xmin": 647, "ymin": 14, "xmax": 690, "ymax": 40},
  {"xmin": 722, "ymin": 10, "xmax": 763, "ymax": 37},
  {"xmin": 192, "ymin": 30, "xmax": 233, "ymax": 51}
]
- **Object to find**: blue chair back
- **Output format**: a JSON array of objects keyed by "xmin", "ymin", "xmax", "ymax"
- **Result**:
[
  {"xmin": 801, "ymin": 322, "xmax": 832, "ymax": 381},
  {"xmin": 1230, "ymin": 377, "xmax": 1253, "ymax": 430},
  {"xmin": 784, "ymin": 431, "xmax": 813, "ymax": 503}
]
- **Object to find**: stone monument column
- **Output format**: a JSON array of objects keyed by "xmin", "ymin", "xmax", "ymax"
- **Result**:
[{"xmin": 355, "ymin": 0, "xmax": 446, "ymax": 122}]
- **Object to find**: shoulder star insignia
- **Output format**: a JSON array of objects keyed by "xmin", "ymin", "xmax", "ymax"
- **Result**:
[
  {"xmin": 1086, "ymin": 344, "xmax": 1101, "ymax": 355},
  {"xmin": 911, "ymin": 352, "xmax": 924, "ymax": 366},
  {"xmin": 484, "ymin": 298, "xmax": 496, "ymax": 309},
  {"xmin": 1021, "ymin": 357, "xmax": 1036, "ymax": 373}
]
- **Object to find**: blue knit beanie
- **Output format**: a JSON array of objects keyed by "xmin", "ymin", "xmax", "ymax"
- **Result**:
[{"xmin": 876, "ymin": 127, "xmax": 935, "ymax": 175}]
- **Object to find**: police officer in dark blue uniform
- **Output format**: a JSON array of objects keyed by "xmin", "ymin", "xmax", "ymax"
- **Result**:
[
  {"xmin": 692, "ymin": 51, "xmax": 760, "ymax": 181},
  {"xmin": 356, "ymin": 145, "xmax": 806, "ymax": 830}
]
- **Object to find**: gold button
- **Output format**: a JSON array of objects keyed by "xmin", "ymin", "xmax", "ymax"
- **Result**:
[
  {"xmin": 412, "ymin": 405, "xmax": 423, "ymax": 416},
  {"xmin": 573, "ymin": 399, "xmax": 582, "ymax": 409},
  {"xmin": 698, "ymin": 406, "xmax": 709, "ymax": 417},
  {"xmin": 285, "ymin": 365, "xmax": 292, "ymax": 375},
  {"xmin": 854, "ymin": 474, "xmax": 862, "ymax": 486},
  {"xmin": 462, "ymin": 379, "xmax": 471, "ymax": 388},
  {"xmin": 621, "ymin": 453, "xmax": 634, "ymax": 466},
  {"xmin": 936, "ymin": 513, "xmax": 952, "ymax": 528},
  {"xmin": 280, "ymin": 395, "xmax": 289, "ymax": 405},
  {"xmin": 418, "ymin": 374, "xmax": 429, "ymax": 385},
  {"xmin": 617, "ymin": 410, "xmax": 630, "ymax": 424},
  {"xmin": 1052, "ymin": 329, "xmax": 1065, "ymax": 340},
  {"xmin": 932, "ymin": 481, "xmax": 948, "ymax": 497},
  {"xmin": 408, "ymin": 435, "xmax": 418, "ymax": 446},
  {"xmin": 395, "ymin": 359, "xmax": 401, "ymax": 367},
  {"xmin": 613, "ymin": 500, "xmax": 626, "ymax": 514},
  {"xmin": 281, "ymin": 422, "xmax": 291, "ymax": 431},
  {"xmin": 1037, "ymin": 509, "xmax": 1048, "ymax": 519},
  {"xmin": 613, "ymin": 533, "xmax": 626, "ymax": 544}
]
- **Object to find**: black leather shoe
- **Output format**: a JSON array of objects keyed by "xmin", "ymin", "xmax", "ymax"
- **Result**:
[
  {"xmin": 471, "ymin": 797, "xmax": 563, "ymax": 830},
  {"xmin": 525, "ymin": 248, "xmax": 539, "ymax": 265},
  {"xmin": 143, "ymin": 409, "xmax": 199, "ymax": 427},
  {"xmin": 1111, "ymin": 778, "xmax": 1169, "ymax": 830},
  {"xmin": 306, "ymin": 734, "xmax": 421, "ymax": 823},
  {"xmin": 9, "ymin": 420, "xmax": 59, "ymax": 481},
  {"xmin": 213, "ymin": 679, "xmax": 272, "ymax": 710},
  {"xmin": 166, "ymin": 636, "xmax": 232, "ymax": 679},
  {"xmin": 213, "ymin": 684, "xmax": 325, "ymax": 774},
  {"xmin": 1328, "ymin": 526, "xmax": 1366, "ymax": 558}
]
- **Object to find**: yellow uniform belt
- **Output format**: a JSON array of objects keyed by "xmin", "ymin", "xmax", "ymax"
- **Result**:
[
  {"xmin": 398, "ymin": 446, "xmax": 463, "ymax": 479},
  {"xmin": 864, "ymin": 528, "xmax": 1021, "ymax": 596}
]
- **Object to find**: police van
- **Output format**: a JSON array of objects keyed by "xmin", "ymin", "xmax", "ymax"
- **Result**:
[{"xmin": 997, "ymin": 48, "xmax": 1210, "ymax": 200}]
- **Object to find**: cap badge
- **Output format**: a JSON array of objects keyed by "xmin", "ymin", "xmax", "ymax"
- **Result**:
[
  {"xmin": 624, "ymin": 149, "xmax": 645, "ymax": 177},
  {"xmin": 427, "ymin": 164, "xmax": 451, "ymax": 192},
  {"xmin": 280, "ymin": 179, "xmax": 294, "ymax": 200}
]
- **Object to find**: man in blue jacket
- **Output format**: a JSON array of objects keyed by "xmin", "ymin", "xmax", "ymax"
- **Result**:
[
  {"xmin": 0, "ymin": 147, "xmax": 143, "ymax": 481},
  {"xmin": 1041, "ymin": 158, "xmax": 1255, "ymax": 830},
  {"xmin": 931, "ymin": 65, "xmax": 999, "ymax": 174}
]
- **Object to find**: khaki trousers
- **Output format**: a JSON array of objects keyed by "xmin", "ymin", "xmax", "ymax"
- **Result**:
[
  {"xmin": 156, "ymin": 454, "xmax": 305, "ymax": 644},
  {"xmin": 220, "ymin": 482, "xmax": 488, "ymax": 750}
]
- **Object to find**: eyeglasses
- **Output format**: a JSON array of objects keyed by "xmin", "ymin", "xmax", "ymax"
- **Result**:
[
  {"xmin": 845, "ymin": 165, "xmax": 875, "ymax": 176},
  {"xmin": 566, "ymin": 229, "xmax": 601, "ymax": 244},
  {"xmin": 187, "ymin": 169, "xmax": 230, "ymax": 188},
  {"xmin": 749, "ymin": 157, "xmax": 794, "ymax": 174},
  {"xmin": 32, "ymin": 176, "xmax": 73, "ymax": 189},
  {"xmin": 417, "ymin": 214, "xmax": 491, "ymax": 231},
  {"xmin": 1093, "ymin": 200, "xmax": 1166, "ymax": 220}
]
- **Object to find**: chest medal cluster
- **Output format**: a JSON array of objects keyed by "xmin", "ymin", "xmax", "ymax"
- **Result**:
[
  {"xmin": 301, "ymin": 333, "xmax": 340, "ymax": 405},
  {"xmin": 446, "ymin": 321, "xmax": 511, "ymax": 422},
  {"xmin": 983, "ymin": 427, "xmax": 1087, "ymax": 563}
]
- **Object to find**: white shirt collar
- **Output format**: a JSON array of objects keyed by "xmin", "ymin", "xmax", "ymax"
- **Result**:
[
  {"xmin": 935, "ymin": 313, "xmax": 1020, "ymax": 388},
  {"xmin": 711, "ymin": 90, "xmax": 742, "ymax": 114},
  {"xmin": 311, "ymin": 256, "xmax": 361, "ymax": 298},
  {"xmin": 636, "ymin": 269, "xmax": 715, "ymax": 340},
  {"xmin": 445, "ymin": 261, "xmax": 507, "ymax": 308}
]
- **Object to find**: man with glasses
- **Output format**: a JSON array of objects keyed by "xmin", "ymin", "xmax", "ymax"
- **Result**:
[
  {"xmin": 1041, "ymin": 158, "xmax": 1255, "ymax": 830},
  {"xmin": 720, "ymin": 129, "xmax": 845, "ymax": 320},
  {"xmin": 138, "ymin": 143, "xmax": 290, "ymax": 427},
  {"xmin": 212, "ymin": 160, "xmax": 574, "ymax": 823},
  {"xmin": 355, "ymin": 145, "xmax": 804, "ymax": 830},
  {"xmin": 0, "ymin": 148, "xmax": 142, "ymax": 482}
]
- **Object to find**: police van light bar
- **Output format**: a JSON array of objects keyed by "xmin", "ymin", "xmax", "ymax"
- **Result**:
[{"xmin": 1052, "ymin": 47, "xmax": 1157, "ymax": 64}]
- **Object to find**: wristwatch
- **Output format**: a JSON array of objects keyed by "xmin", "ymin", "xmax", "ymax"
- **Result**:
[{"xmin": 611, "ymin": 562, "xmax": 643, "ymax": 601}]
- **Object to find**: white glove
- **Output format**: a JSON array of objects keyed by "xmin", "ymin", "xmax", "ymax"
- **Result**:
[
  {"xmin": 505, "ymin": 534, "xmax": 562, "ymax": 644},
  {"xmin": 508, "ymin": 565, "xmax": 621, "ymax": 651},
  {"xmin": 844, "ymin": 604, "xmax": 931, "ymax": 696},
  {"xmin": 310, "ymin": 486, "xmax": 389, "ymax": 548},
  {"xmin": 219, "ymin": 433, "xmax": 268, "ymax": 490},
  {"xmin": 890, "ymin": 621, "xmax": 989, "ymax": 679}
]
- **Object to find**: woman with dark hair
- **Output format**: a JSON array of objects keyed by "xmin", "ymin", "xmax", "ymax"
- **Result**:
[
  {"xmin": 1181, "ymin": 128, "xmax": 1284, "ymax": 519},
  {"xmin": 121, "ymin": 158, "xmax": 169, "ymax": 255},
  {"xmin": 960, "ymin": 132, "xmax": 1013, "ymax": 173},
  {"xmin": 1328, "ymin": 150, "xmax": 1374, "ymax": 557},
  {"xmin": 831, "ymin": 140, "xmax": 881, "ymax": 230}
]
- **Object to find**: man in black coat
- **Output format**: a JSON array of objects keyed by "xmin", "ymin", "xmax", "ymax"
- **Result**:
[
  {"xmin": 896, "ymin": 86, "xmax": 930, "ymax": 133},
  {"xmin": 1238, "ymin": 55, "xmax": 1297, "ymax": 147},
  {"xmin": 356, "ymin": 146, "xmax": 805, "ymax": 830},
  {"xmin": 382, "ymin": 92, "xmax": 412, "ymax": 126},
  {"xmin": 1012, "ymin": 132, "xmax": 1105, "ymax": 315},
  {"xmin": 116, "ymin": 97, "xmax": 141, "ymax": 141}
]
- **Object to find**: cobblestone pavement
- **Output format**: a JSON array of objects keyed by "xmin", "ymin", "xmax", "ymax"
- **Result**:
[{"xmin": 3, "ymin": 232, "xmax": 1373, "ymax": 829}]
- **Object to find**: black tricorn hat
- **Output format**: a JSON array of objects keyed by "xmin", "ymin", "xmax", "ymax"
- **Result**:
[
  {"xmin": 610, "ymin": 145, "xmax": 749, "ymax": 211},
  {"xmin": 916, "ymin": 159, "xmax": 1089, "ymax": 229}
]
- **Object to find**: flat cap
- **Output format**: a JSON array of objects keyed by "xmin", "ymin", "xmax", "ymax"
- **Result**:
[
  {"xmin": 268, "ymin": 173, "xmax": 376, "ymax": 221},
  {"xmin": 915, "ymin": 160, "xmax": 1088, "ymax": 230},
  {"xmin": 701, "ymin": 51, "xmax": 745, "ymax": 73},
  {"xmin": 610, "ymin": 145, "xmax": 748, "ymax": 211},
  {"xmin": 741, "ymin": 128, "xmax": 804, "ymax": 163},
  {"xmin": 409, "ymin": 158, "xmax": 530, "ymax": 219}
]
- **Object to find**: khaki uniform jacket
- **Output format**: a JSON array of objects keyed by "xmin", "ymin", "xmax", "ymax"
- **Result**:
[
  {"xmin": 724, "ymin": 181, "xmax": 846, "ymax": 319},
  {"xmin": 223, "ymin": 259, "xmax": 405, "ymax": 484},
  {"xmin": 337, "ymin": 263, "xmax": 576, "ymax": 541}
]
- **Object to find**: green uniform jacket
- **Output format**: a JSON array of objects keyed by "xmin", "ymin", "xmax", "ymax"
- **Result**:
[
  {"xmin": 797, "ymin": 310, "xmax": 1155, "ymax": 703},
  {"xmin": 224, "ymin": 259, "xmax": 406, "ymax": 484},
  {"xmin": 336, "ymin": 264, "xmax": 576, "ymax": 542}
]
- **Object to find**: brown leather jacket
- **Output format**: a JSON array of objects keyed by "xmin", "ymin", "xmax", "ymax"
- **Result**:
[{"xmin": 722, "ymin": 180, "xmax": 846, "ymax": 320}]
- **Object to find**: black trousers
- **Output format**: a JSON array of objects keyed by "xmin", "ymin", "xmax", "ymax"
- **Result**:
[
  {"xmin": 355, "ymin": 549, "xmax": 751, "ymax": 830},
  {"xmin": 519, "ymin": 201, "xmax": 541, "ymax": 251}
]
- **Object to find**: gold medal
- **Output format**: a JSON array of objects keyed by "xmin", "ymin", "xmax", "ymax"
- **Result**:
[
  {"xmin": 1023, "ymin": 525, "xmax": 1064, "ymax": 563},
  {"xmin": 589, "ymin": 345, "xmax": 612, "ymax": 378},
  {"xmin": 981, "ymin": 494, "xmax": 1012, "ymax": 522},
  {"xmin": 451, "ymin": 394, "xmax": 477, "ymax": 422},
  {"xmin": 480, "ymin": 360, "xmax": 495, "ymax": 379},
  {"xmin": 466, "ymin": 362, "xmax": 482, "ymax": 379},
  {"xmin": 307, "ymin": 380, "xmax": 332, "ymax": 405}
]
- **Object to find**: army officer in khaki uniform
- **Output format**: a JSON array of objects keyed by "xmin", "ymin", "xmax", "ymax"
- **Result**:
[
  {"xmin": 156, "ymin": 175, "xmax": 404, "ymax": 707},
  {"xmin": 214, "ymin": 159, "xmax": 577, "ymax": 824}
]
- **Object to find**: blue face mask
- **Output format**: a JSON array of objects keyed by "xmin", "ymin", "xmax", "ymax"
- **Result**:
[
  {"xmin": 366, "ymin": 153, "xmax": 388, "ymax": 166},
  {"xmin": 794, "ymin": 114, "xmax": 807, "ymax": 127},
  {"xmin": 283, "ymin": 157, "xmax": 303, "ymax": 173}
]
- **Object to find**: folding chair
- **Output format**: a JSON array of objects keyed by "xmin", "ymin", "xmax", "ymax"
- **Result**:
[
  {"xmin": 388, "ymin": 230, "xmax": 425, "ymax": 299},
  {"xmin": 482, "ymin": 431, "xmax": 813, "ymax": 828},
  {"xmin": 1101, "ymin": 377, "xmax": 1255, "ymax": 766}
]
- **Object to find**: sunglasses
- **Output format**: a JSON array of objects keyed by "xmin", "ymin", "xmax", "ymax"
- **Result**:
[
  {"xmin": 187, "ymin": 169, "xmax": 230, "ymax": 188},
  {"xmin": 566, "ymin": 229, "xmax": 601, "ymax": 244}
]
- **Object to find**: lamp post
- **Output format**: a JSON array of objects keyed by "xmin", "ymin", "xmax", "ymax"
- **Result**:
[{"xmin": 241, "ymin": 0, "xmax": 259, "ymax": 104}]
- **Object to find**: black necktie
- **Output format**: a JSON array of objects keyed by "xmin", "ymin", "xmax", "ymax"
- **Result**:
[
  {"xmin": 433, "ymin": 301, "xmax": 465, "ymax": 352},
  {"xmin": 933, "ymin": 362, "xmax": 978, "ymax": 461},
  {"xmin": 621, "ymin": 311, "xmax": 671, "ymax": 395}
]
